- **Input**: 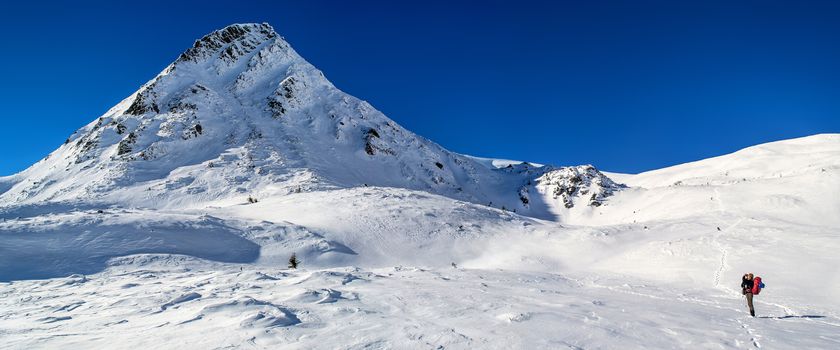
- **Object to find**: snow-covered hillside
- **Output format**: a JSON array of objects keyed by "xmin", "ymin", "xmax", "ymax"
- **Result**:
[
  {"xmin": 1, "ymin": 23, "xmax": 839, "ymax": 349},
  {"xmin": 0, "ymin": 23, "xmax": 616, "ymax": 220}
]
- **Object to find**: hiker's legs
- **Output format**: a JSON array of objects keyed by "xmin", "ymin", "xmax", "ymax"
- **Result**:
[{"xmin": 746, "ymin": 292, "xmax": 755, "ymax": 317}]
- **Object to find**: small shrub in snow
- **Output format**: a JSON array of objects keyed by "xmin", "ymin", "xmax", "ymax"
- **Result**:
[{"xmin": 288, "ymin": 253, "xmax": 299, "ymax": 269}]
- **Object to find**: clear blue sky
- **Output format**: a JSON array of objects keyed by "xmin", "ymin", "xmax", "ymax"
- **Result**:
[{"xmin": 1, "ymin": 0, "xmax": 838, "ymax": 176}]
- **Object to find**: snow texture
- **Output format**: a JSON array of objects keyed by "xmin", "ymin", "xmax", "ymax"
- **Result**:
[{"xmin": 1, "ymin": 23, "xmax": 839, "ymax": 349}]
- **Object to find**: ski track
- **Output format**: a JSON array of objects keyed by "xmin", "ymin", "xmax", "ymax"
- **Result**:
[
  {"xmin": 713, "ymin": 188, "xmax": 764, "ymax": 348},
  {"xmin": 737, "ymin": 319, "xmax": 762, "ymax": 349},
  {"xmin": 567, "ymin": 275, "xmax": 840, "ymax": 350},
  {"xmin": 600, "ymin": 278, "xmax": 840, "ymax": 350},
  {"xmin": 711, "ymin": 217, "xmax": 743, "ymax": 295},
  {"xmin": 711, "ymin": 187, "xmax": 744, "ymax": 296}
]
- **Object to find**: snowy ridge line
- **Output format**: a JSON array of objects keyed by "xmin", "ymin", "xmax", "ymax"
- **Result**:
[{"xmin": 0, "ymin": 23, "xmax": 626, "ymax": 222}]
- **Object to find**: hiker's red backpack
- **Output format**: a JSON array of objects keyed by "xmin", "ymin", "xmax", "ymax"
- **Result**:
[{"xmin": 752, "ymin": 276, "xmax": 763, "ymax": 295}]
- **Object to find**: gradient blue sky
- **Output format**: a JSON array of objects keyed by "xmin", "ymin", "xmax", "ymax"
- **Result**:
[{"xmin": 1, "ymin": 0, "xmax": 838, "ymax": 175}]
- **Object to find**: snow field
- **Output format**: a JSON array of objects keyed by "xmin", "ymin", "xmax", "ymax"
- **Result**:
[
  {"xmin": 0, "ymin": 20, "xmax": 838, "ymax": 348},
  {"xmin": 2, "ymin": 262, "xmax": 839, "ymax": 349}
]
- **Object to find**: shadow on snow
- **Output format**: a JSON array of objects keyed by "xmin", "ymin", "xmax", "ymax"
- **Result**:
[
  {"xmin": 758, "ymin": 315, "xmax": 827, "ymax": 320},
  {"xmin": 0, "ymin": 218, "xmax": 260, "ymax": 282}
]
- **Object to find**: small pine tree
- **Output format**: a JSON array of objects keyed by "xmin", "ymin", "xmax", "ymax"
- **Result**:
[{"xmin": 288, "ymin": 252, "xmax": 299, "ymax": 269}]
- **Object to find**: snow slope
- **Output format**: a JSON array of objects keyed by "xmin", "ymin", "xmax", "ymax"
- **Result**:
[
  {"xmin": 565, "ymin": 134, "xmax": 840, "ymax": 315},
  {"xmin": 0, "ymin": 23, "xmax": 617, "ymax": 220},
  {"xmin": 2, "ymin": 153, "xmax": 839, "ymax": 348},
  {"xmin": 1, "ymin": 23, "xmax": 839, "ymax": 349},
  {"xmin": 602, "ymin": 134, "xmax": 840, "ymax": 226},
  {"xmin": 4, "ymin": 264, "xmax": 839, "ymax": 349}
]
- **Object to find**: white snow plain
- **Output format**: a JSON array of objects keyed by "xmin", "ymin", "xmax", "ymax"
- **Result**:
[{"xmin": 1, "ymin": 23, "xmax": 839, "ymax": 349}]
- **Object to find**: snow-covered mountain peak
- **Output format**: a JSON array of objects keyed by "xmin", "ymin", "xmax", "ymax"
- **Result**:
[
  {"xmin": 0, "ymin": 23, "xmax": 624, "ymax": 221},
  {"xmin": 176, "ymin": 23, "xmax": 277, "ymax": 65}
]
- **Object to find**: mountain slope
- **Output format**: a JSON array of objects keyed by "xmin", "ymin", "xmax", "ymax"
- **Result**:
[
  {"xmin": 615, "ymin": 133, "xmax": 840, "ymax": 189},
  {"xmin": 587, "ymin": 134, "xmax": 840, "ymax": 227},
  {"xmin": 0, "ymin": 23, "xmax": 619, "ymax": 221}
]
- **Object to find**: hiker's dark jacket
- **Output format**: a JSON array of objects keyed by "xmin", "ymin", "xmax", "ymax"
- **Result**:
[{"xmin": 741, "ymin": 278, "xmax": 754, "ymax": 294}]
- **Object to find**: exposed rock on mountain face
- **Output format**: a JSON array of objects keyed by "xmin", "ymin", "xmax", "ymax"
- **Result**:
[
  {"xmin": 0, "ymin": 23, "xmax": 623, "ymax": 220},
  {"xmin": 533, "ymin": 165, "xmax": 626, "ymax": 208},
  {"xmin": 178, "ymin": 23, "xmax": 276, "ymax": 64}
]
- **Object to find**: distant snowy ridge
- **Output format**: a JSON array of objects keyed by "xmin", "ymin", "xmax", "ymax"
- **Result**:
[
  {"xmin": 586, "ymin": 133, "xmax": 840, "ymax": 228},
  {"xmin": 0, "ymin": 23, "xmax": 622, "ymax": 220},
  {"xmin": 619, "ymin": 133, "xmax": 840, "ymax": 189}
]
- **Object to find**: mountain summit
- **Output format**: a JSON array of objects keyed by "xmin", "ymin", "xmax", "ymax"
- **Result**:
[{"xmin": 0, "ymin": 23, "xmax": 621, "ymax": 219}]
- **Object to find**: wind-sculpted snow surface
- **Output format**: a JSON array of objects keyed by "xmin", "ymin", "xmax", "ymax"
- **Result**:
[
  {"xmin": 0, "ymin": 206, "xmax": 369, "ymax": 281},
  {"xmin": 0, "ymin": 22, "xmax": 839, "ymax": 349},
  {"xmin": 2, "ymin": 264, "xmax": 839, "ymax": 349}
]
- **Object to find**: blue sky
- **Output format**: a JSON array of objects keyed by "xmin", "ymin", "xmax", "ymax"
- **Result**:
[{"xmin": 1, "ymin": 0, "xmax": 838, "ymax": 175}]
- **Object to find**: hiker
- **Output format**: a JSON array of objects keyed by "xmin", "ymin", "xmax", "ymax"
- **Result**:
[{"xmin": 741, "ymin": 273, "xmax": 756, "ymax": 317}]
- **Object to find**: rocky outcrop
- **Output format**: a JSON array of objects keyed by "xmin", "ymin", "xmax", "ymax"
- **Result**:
[
  {"xmin": 533, "ymin": 165, "xmax": 625, "ymax": 208},
  {"xmin": 177, "ymin": 23, "xmax": 276, "ymax": 64}
]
